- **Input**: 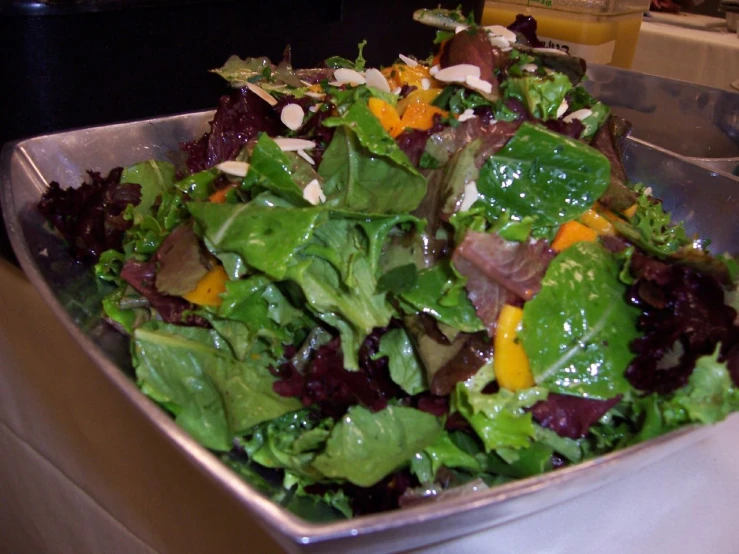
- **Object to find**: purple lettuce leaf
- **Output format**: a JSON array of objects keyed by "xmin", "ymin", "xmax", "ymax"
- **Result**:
[
  {"xmin": 452, "ymin": 231, "xmax": 554, "ymax": 334},
  {"xmin": 181, "ymin": 87, "xmax": 282, "ymax": 173},
  {"xmin": 625, "ymin": 253, "xmax": 739, "ymax": 393},
  {"xmin": 120, "ymin": 260, "xmax": 209, "ymax": 327},
  {"xmin": 38, "ymin": 168, "xmax": 141, "ymax": 264},
  {"xmin": 507, "ymin": 15, "xmax": 545, "ymax": 48},
  {"xmin": 529, "ymin": 393, "xmax": 622, "ymax": 439}
]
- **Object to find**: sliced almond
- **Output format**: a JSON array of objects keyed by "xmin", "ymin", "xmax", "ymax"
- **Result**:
[
  {"xmin": 296, "ymin": 149, "xmax": 315, "ymax": 165},
  {"xmin": 398, "ymin": 54, "xmax": 418, "ymax": 67},
  {"xmin": 216, "ymin": 161, "xmax": 250, "ymax": 177},
  {"xmin": 484, "ymin": 25, "xmax": 517, "ymax": 42},
  {"xmin": 489, "ymin": 36, "xmax": 510, "ymax": 50},
  {"xmin": 564, "ymin": 108, "xmax": 593, "ymax": 123},
  {"xmin": 302, "ymin": 179, "xmax": 326, "ymax": 205},
  {"xmin": 429, "ymin": 64, "xmax": 441, "ymax": 76},
  {"xmin": 465, "ymin": 75, "xmax": 492, "ymax": 94},
  {"xmin": 281, "ymin": 104, "xmax": 305, "ymax": 131},
  {"xmin": 522, "ymin": 63, "xmax": 538, "ymax": 73},
  {"xmin": 305, "ymin": 91, "xmax": 325, "ymax": 100},
  {"xmin": 333, "ymin": 68, "xmax": 366, "ymax": 86},
  {"xmin": 435, "ymin": 64, "xmax": 481, "ymax": 83},
  {"xmin": 365, "ymin": 68, "xmax": 391, "ymax": 93},
  {"xmin": 457, "ymin": 108, "xmax": 476, "ymax": 122},
  {"xmin": 556, "ymin": 99, "xmax": 569, "ymax": 119},
  {"xmin": 421, "ymin": 78, "xmax": 431, "ymax": 91},
  {"xmin": 459, "ymin": 181, "xmax": 478, "ymax": 212},
  {"xmin": 273, "ymin": 137, "xmax": 316, "ymax": 151},
  {"xmin": 245, "ymin": 82, "xmax": 277, "ymax": 106},
  {"xmin": 455, "ymin": 25, "xmax": 469, "ymax": 34}
]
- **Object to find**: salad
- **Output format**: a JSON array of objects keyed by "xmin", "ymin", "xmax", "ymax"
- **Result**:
[{"xmin": 37, "ymin": 8, "xmax": 738, "ymax": 520}]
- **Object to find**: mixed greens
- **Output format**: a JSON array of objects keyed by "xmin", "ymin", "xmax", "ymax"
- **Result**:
[{"xmin": 37, "ymin": 8, "xmax": 738, "ymax": 520}]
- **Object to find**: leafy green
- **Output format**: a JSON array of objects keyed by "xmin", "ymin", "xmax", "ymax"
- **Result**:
[
  {"xmin": 188, "ymin": 202, "xmax": 326, "ymax": 280},
  {"xmin": 411, "ymin": 431, "xmax": 481, "ymax": 483},
  {"xmin": 453, "ymin": 381, "xmax": 547, "ymax": 452},
  {"xmin": 311, "ymin": 405, "xmax": 443, "ymax": 487},
  {"xmin": 214, "ymin": 275, "xmax": 313, "ymax": 359},
  {"xmin": 376, "ymin": 263, "xmax": 418, "ymax": 295},
  {"xmin": 318, "ymin": 127, "xmax": 426, "ymax": 214},
  {"xmin": 133, "ymin": 321, "xmax": 301, "ymax": 451},
  {"xmin": 121, "ymin": 160, "xmax": 176, "ymax": 216},
  {"xmin": 565, "ymin": 87, "xmax": 610, "ymax": 140},
  {"xmin": 399, "ymin": 261, "xmax": 485, "ymax": 333},
  {"xmin": 243, "ymin": 134, "xmax": 308, "ymax": 204},
  {"xmin": 373, "ymin": 327, "xmax": 427, "ymax": 395},
  {"xmin": 503, "ymin": 72, "xmax": 573, "ymax": 121},
  {"xmin": 662, "ymin": 347, "xmax": 738, "ymax": 426},
  {"xmin": 476, "ymin": 123, "xmax": 610, "ymax": 228},
  {"xmin": 520, "ymin": 242, "xmax": 641, "ymax": 399},
  {"xmin": 238, "ymin": 409, "xmax": 333, "ymax": 480},
  {"xmin": 612, "ymin": 185, "xmax": 691, "ymax": 256},
  {"xmin": 286, "ymin": 216, "xmax": 396, "ymax": 369},
  {"xmin": 173, "ymin": 169, "xmax": 219, "ymax": 201}
]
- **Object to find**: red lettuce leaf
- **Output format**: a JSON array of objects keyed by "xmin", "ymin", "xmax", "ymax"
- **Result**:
[
  {"xmin": 120, "ymin": 260, "xmax": 209, "ymax": 327},
  {"xmin": 181, "ymin": 87, "xmax": 282, "ymax": 173},
  {"xmin": 529, "ymin": 393, "xmax": 622, "ymax": 439},
  {"xmin": 507, "ymin": 15, "xmax": 545, "ymax": 48},
  {"xmin": 271, "ymin": 326, "xmax": 407, "ymax": 419},
  {"xmin": 38, "ymin": 168, "xmax": 141, "ymax": 264},
  {"xmin": 625, "ymin": 253, "xmax": 739, "ymax": 393},
  {"xmin": 452, "ymin": 231, "xmax": 554, "ymax": 334}
]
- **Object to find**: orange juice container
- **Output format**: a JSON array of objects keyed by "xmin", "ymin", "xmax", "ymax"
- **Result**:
[{"xmin": 482, "ymin": 0, "xmax": 650, "ymax": 68}]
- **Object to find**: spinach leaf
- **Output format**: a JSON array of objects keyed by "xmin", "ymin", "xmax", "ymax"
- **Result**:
[
  {"xmin": 133, "ymin": 321, "xmax": 301, "ymax": 451},
  {"xmin": 286, "ymin": 217, "xmax": 395, "ymax": 369},
  {"xmin": 477, "ymin": 122, "xmax": 610, "ymax": 227},
  {"xmin": 188, "ymin": 202, "xmax": 326, "ymax": 280},
  {"xmin": 311, "ymin": 405, "xmax": 442, "ymax": 487},
  {"xmin": 245, "ymin": 134, "xmax": 315, "ymax": 204},
  {"xmin": 238, "ymin": 409, "xmax": 333, "ymax": 480},
  {"xmin": 174, "ymin": 169, "xmax": 219, "ymax": 201},
  {"xmin": 121, "ymin": 160, "xmax": 176, "ymax": 216},
  {"xmin": 318, "ymin": 126, "xmax": 426, "ymax": 214},
  {"xmin": 400, "ymin": 261, "xmax": 485, "ymax": 333},
  {"xmin": 319, "ymin": 102, "xmax": 426, "ymax": 213},
  {"xmin": 214, "ymin": 275, "xmax": 313, "ymax": 359},
  {"xmin": 520, "ymin": 242, "xmax": 640, "ymax": 399},
  {"xmin": 374, "ymin": 327, "xmax": 427, "ymax": 395}
]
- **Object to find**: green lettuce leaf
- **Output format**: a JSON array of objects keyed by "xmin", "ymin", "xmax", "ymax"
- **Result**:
[
  {"xmin": 133, "ymin": 321, "xmax": 301, "ymax": 451},
  {"xmin": 476, "ymin": 122, "xmax": 610, "ymax": 228},
  {"xmin": 121, "ymin": 160, "xmax": 176, "ymax": 216},
  {"xmin": 188, "ymin": 202, "xmax": 326, "ymax": 280},
  {"xmin": 311, "ymin": 405, "xmax": 443, "ymax": 487},
  {"xmin": 373, "ymin": 327, "xmax": 427, "ymax": 395},
  {"xmin": 520, "ymin": 241, "xmax": 640, "ymax": 399},
  {"xmin": 503, "ymin": 72, "xmax": 573, "ymax": 121},
  {"xmin": 286, "ymin": 216, "xmax": 396, "ymax": 369}
]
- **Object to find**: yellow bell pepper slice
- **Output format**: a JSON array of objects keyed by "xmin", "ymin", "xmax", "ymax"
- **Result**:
[
  {"xmin": 367, "ymin": 97, "xmax": 403, "ymax": 137},
  {"xmin": 399, "ymin": 102, "xmax": 448, "ymax": 132},
  {"xmin": 397, "ymin": 88, "xmax": 443, "ymax": 116},
  {"xmin": 578, "ymin": 208, "xmax": 615, "ymax": 236},
  {"xmin": 382, "ymin": 64, "xmax": 432, "ymax": 90},
  {"xmin": 183, "ymin": 265, "xmax": 229, "ymax": 307},
  {"xmin": 551, "ymin": 220, "xmax": 598, "ymax": 252},
  {"xmin": 494, "ymin": 305, "xmax": 535, "ymax": 391}
]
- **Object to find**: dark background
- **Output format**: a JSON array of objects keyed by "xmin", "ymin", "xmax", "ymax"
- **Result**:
[
  {"xmin": 0, "ymin": 0, "xmax": 482, "ymax": 260},
  {"xmin": 1, "ymin": 0, "xmax": 482, "ymax": 146}
]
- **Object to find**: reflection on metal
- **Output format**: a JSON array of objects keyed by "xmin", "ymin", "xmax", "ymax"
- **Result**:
[{"xmin": 586, "ymin": 64, "xmax": 739, "ymax": 172}]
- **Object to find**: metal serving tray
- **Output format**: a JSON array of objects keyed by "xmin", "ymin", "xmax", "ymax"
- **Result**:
[{"xmin": 1, "ymin": 105, "xmax": 737, "ymax": 553}]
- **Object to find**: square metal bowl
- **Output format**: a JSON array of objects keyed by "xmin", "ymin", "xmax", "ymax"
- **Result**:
[{"xmin": 2, "ymin": 105, "xmax": 737, "ymax": 553}]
